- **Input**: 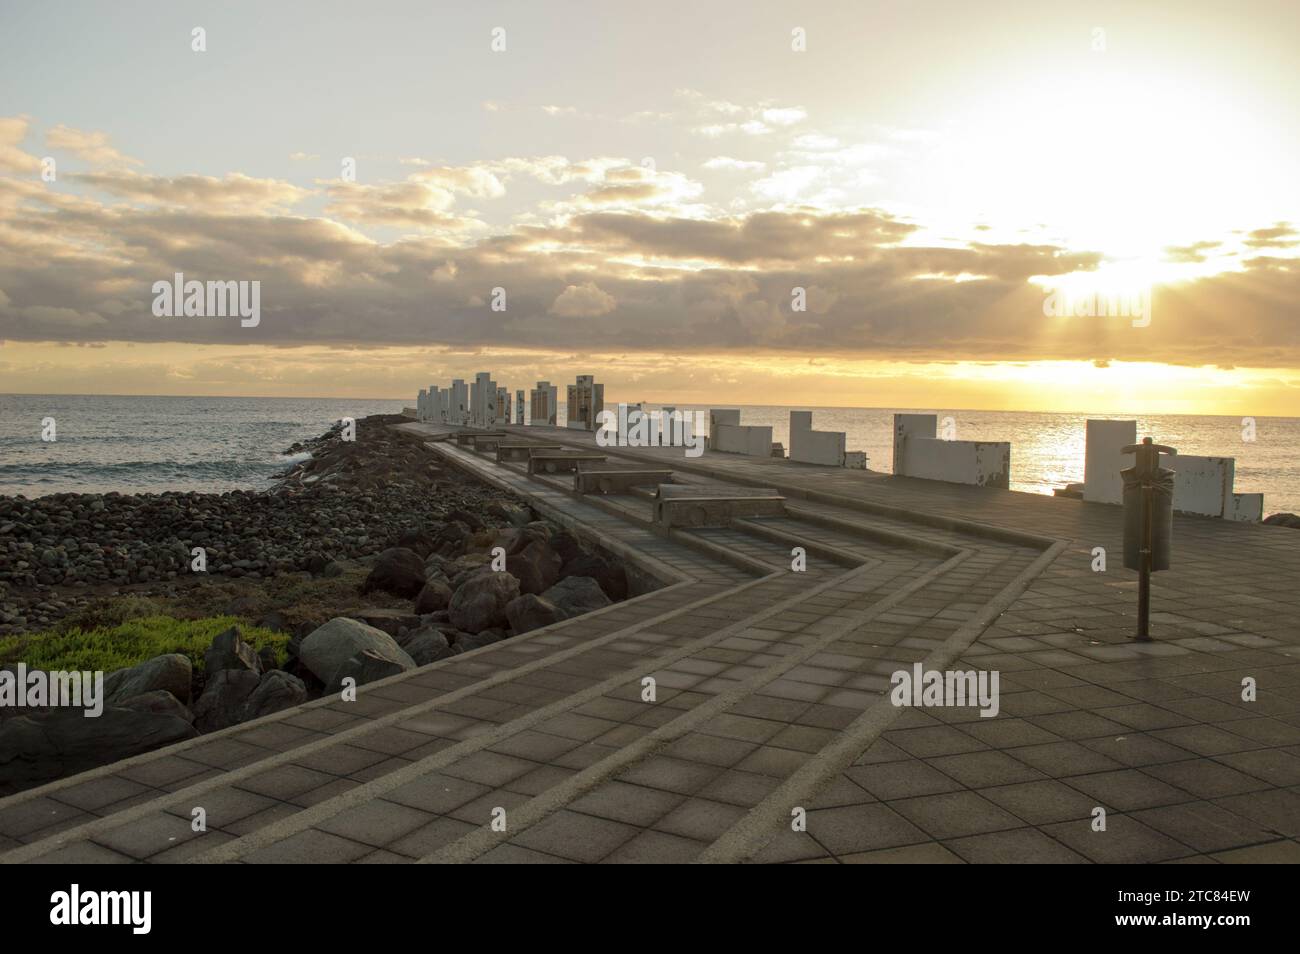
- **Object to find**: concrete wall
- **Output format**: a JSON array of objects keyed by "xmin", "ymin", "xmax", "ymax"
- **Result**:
[
  {"xmin": 1169, "ymin": 455, "xmax": 1235, "ymax": 518},
  {"xmin": 707, "ymin": 409, "xmax": 772, "ymax": 457},
  {"xmin": 1083, "ymin": 420, "xmax": 1136, "ymax": 504},
  {"xmin": 1227, "ymin": 493, "xmax": 1264, "ymax": 522},
  {"xmin": 790, "ymin": 411, "xmax": 846, "ymax": 466},
  {"xmin": 712, "ymin": 423, "xmax": 773, "ymax": 457},
  {"xmin": 892, "ymin": 414, "xmax": 1010, "ymax": 489}
]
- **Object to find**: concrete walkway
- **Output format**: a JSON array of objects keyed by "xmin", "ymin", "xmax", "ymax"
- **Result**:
[{"xmin": 1, "ymin": 421, "xmax": 1297, "ymax": 863}]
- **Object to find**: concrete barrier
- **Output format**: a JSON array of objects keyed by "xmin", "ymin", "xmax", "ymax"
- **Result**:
[
  {"xmin": 892, "ymin": 414, "xmax": 1010, "ymax": 489},
  {"xmin": 574, "ymin": 469, "xmax": 675, "ymax": 495},
  {"xmin": 496, "ymin": 443, "xmax": 562, "ymax": 463},
  {"xmin": 527, "ymin": 453, "xmax": 608, "ymax": 475},
  {"xmin": 789, "ymin": 411, "xmax": 848, "ymax": 466},
  {"xmin": 706, "ymin": 409, "xmax": 776, "ymax": 458},
  {"xmin": 1084, "ymin": 420, "xmax": 1136, "ymax": 504},
  {"xmin": 653, "ymin": 484, "xmax": 786, "ymax": 528},
  {"xmin": 455, "ymin": 430, "xmax": 506, "ymax": 446},
  {"xmin": 1170, "ymin": 455, "xmax": 1236, "ymax": 518}
]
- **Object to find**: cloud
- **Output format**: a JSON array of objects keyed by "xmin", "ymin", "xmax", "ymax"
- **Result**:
[
  {"xmin": 1244, "ymin": 223, "xmax": 1297, "ymax": 249},
  {"xmin": 45, "ymin": 124, "xmax": 140, "ymax": 167},
  {"xmin": 703, "ymin": 156, "xmax": 766, "ymax": 172},
  {"xmin": 0, "ymin": 116, "xmax": 41, "ymax": 173},
  {"xmin": 73, "ymin": 170, "xmax": 311, "ymax": 212},
  {"xmin": 548, "ymin": 282, "xmax": 616, "ymax": 317}
]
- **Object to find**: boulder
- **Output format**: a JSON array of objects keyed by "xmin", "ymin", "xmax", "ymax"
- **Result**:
[
  {"xmin": 445, "ymin": 508, "xmax": 485, "ymax": 532},
  {"xmin": 299, "ymin": 617, "xmax": 416, "ymax": 685},
  {"xmin": 401, "ymin": 625, "xmax": 455, "ymax": 666},
  {"xmin": 452, "ymin": 630, "xmax": 504, "ymax": 653},
  {"xmin": 103, "ymin": 653, "xmax": 193, "ymax": 707},
  {"xmin": 560, "ymin": 553, "xmax": 628, "ymax": 601},
  {"xmin": 433, "ymin": 521, "xmax": 470, "ymax": 557},
  {"xmin": 119, "ymin": 690, "xmax": 194, "ymax": 724},
  {"xmin": 193, "ymin": 669, "xmax": 307, "ymax": 732},
  {"xmin": 505, "ymin": 594, "xmax": 562, "ymax": 634},
  {"xmin": 543, "ymin": 576, "xmax": 612, "ymax": 619},
  {"xmin": 549, "ymin": 530, "xmax": 586, "ymax": 566},
  {"xmin": 204, "ymin": 625, "xmax": 262, "ymax": 675},
  {"xmin": 361, "ymin": 547, "xmax": 427, "ymax": 598},
  {"xmin": 444, "ymin": 552, "xmax": 493, "ymax": 589},
  {"xmin": 448, "ymin": 570, "xmax": 520, "ymax": 633},
  {"xmin": 193, "ymin": 669, "xmax": 261, "ymax": 733},
  {"xmin": 326, "ymin": 649, "xmax": 413, "ymax": 693},
  {"xmin": 413, "ymin": 579, "xmax": 453, "ymax": 615},
  {"xmin": 1263, "ymin": 512, "xmax": 1300, "ymax": 529},
  {"xmin": 507, "ymin": 540, "xmax": 562, "ymax": 595},
  {"xmin": 397, "ymin": 528, "xmax": 439, "ymax": 558},
  {"xmin": 487, "ymin": 501, "xmax": 532, "ymax": 527},
  {"xmin": 345, "ymin": 607, "xmax": 423, "ymax": 638},
  {"xmin": 240, "ymin": 670, "xmax": 307, "ymax": 721},
  {"xmin": 0, "ymin": 707, "xmax": 198, "ymax": 794}
]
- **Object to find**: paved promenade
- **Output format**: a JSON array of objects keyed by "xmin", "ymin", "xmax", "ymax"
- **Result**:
[{"xmin": 1, "ymin": 421, "xmax": 1297, "ymax": 863}]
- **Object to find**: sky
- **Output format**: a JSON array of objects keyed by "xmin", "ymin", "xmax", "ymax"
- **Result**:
[{"xmin": 2, "ymin": 0, "xmax": 1299, "ymax": 414}]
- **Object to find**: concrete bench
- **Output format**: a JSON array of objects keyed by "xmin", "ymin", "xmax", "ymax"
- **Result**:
[
  {"xmin": 574, "ymin": 469, "xmax": 674, "ymax": 495},
  {"xmin": 454, "ymin": 430, "xmax": 506, "ymax": 446},
  {"xmin": 653, "ymin": 484, "xmax": 786, "ymax": 528},
  {"xmin": 527, "ymin": 453, "xmax": 608, "ymax": 475},
  {"xmin": 496, "ymin": 443, "xmax": 562, "ymax": 463}
]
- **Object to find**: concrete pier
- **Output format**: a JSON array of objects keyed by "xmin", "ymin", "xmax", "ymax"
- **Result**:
[{"xmin": 3, "ymin": 419, "xmax": 1298, "ymax": 865}]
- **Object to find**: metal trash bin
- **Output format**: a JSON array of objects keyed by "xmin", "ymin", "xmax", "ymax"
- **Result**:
[
  {"xmin": 1122, "ymin": 465, "xmax": 1174, "ymax": 571},
  {"xmin": 1119, "ymin": 437, "xmax": 1177, "ymax": 640}
]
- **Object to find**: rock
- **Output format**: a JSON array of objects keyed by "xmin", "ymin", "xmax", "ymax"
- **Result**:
[
  {"xmin": 103, "ymin": 654, "xmax": 193, "ymax": 707},
  {"xmin": 361, "ymin": 547, "xmax": 427, "ymax": 598},
  {"xmin": 397, "ymin": 528, "xmax": 439, "ymax": 558},
  {"xmin": 204, "ymin": 625, "xmax": 262, "ymax": 675},
  {"xmin": 445, "ymin": 508, "xmax": 485, "ymax": 532},
  {"xmin": 507, "ymin": 540, "xmax": 562, "ymax": 595},
  {"xmin": 255, "ymin": 611, "xmax": 290, "ymax": 633},
  {"xmin": 413, "ymin": 579, "xmax": 453, "ymax": 614},
  {"xmin": 560, "ymin": 553, "xmax": 628, "ymax": 601},
  {"xmin": 452, "ymin": 630, "xmax": 504, "ymax": 653},
  {"xmin": 119, "ymin": 690, "xmax": 194, "ymax": 723},
  {"xmin": 326, "ymin": 649, "xmax": 413, "ymax": 693},
  {"xmin": 192, "ymin": 667, "xmax": 306, "ymax": 733},
  {"xmin": 193, "ymin": 669, "xmax": 261, "ymax": 733},
  {"xmin": 298, "ymin": 617, "xmax": 416, "ymax": 685},
  {"xmin": 505, "ymin": 594, "xmax": 562, "ymax": 634},
  {"xmin": 257, "ymin": 646, "xmax": 279, "ymax": 671},
  {"xmin": 542, "ymin": 576, "xmax": 612, "ymax": 619},
  {"xmin": 240, "ymin": 670, "xmax": 307, "ymax": 721},
  {"xmin": 448, "ymin": 570, "xmax": 520, "ymax": 633},
  {"xmin": 401, "ymin": 625, "xmax": 455, "ymax": 665},
  {"xmin": 487, "ymin": 501, "xmax": 532, "ymax": 527},
  {"xmin": 1263, "ymin": 512, "xmax": 1300, "ymax": 529},
  {"xmin": 345, "ymin": 607, "xmax": 423, "ymax": 638},
  {"xmin": 0, "ymin": 707, "xmax": 198, "ymax": 794},
  {"xmin": 444, "ymin": 552, "xmax": 493, "ymax": 589},
  {"xmin": 321, "ymin": 560, "xmax": 346, "ymax": 578},
  {"xmin": 549, "ymin": 530, "xmax": 586, "ymax": 566}
]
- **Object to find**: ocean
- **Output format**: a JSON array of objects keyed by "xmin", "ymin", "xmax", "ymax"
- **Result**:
[{"xmin": 2, "ymin": 395, "xmax": 1297, "ymax": 516}]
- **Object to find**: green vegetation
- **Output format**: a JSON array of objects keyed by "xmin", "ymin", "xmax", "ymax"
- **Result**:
[{"xmin": 0, "ymin": 615, "xmax": 288, "ymax": 674}]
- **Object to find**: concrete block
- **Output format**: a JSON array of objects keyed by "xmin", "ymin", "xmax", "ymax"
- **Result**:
[
  {"xmin": 1226, "ymin": 493, "xmax": 1264, "ymax": 522},
  {"xmin": 1084, "ymin": 420, "xmax": 1137, "ymax": 505},
  {"xmin": 574, "ymin": 469, "xmax": 674, "ymax": 494},
  {"xmin": 892, "ymin": 414, "xmax": 1010, "ymax": 489},
  {"xmin": 790, "ymin": 411, "xmax": 846, "ymax": 466},
  {"xmin": 527, "ymin": 453, "xmax": 607, "ymax": 475},
  {"xmin": 1170, "ymin": 455, "xmax": 1235, "ymax": 517}
]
